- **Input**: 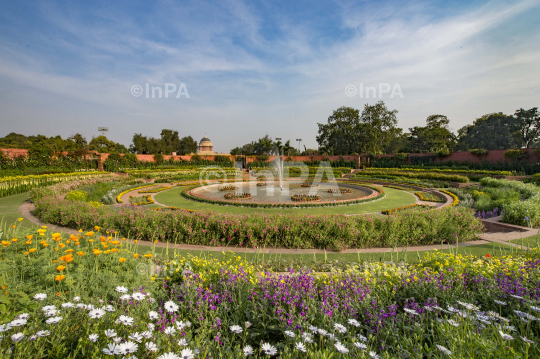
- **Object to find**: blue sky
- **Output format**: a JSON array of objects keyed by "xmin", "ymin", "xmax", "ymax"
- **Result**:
[{"xmin": 0, "ymin": 0, "xmax": 539, "ymax": 152}]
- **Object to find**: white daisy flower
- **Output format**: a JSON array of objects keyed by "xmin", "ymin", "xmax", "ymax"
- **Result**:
[
  {"xmin": 243, "ymin": 345, "xmax": 254, "ymax": 356},
  {"xmin": 33, "ymin": 293, "xmax": 47, "ymax": 301},
  {"xmin": 505, "ymin": 325, "xmax": 517, "ymax": 332},
  {"xmin": 302, "ymin": 332, "xmax": 313, "ymax": 343},
  {"xmin": 521, "ymin": 336, "xmax": 534, "ymax": 344},
  {"xmin": 42, "ymin": 305, "xmax": 56, "ymax": 312},
  {"xmin": 0, "ymin": 324, "xmax": 11, "ymax": 332},
  {"xmin": 11, "ymin": 333, "xmax": 24, "ymax": 342},
  {"xmin": 44, "ymin": 310, "xmax": 59, "ymax": 317},
  {"xmin": 354, "ymin": 342, "xmax": 367, "ymax": 350},
  {"xmin": 404, "ymin": 308, "xmax": 418, "ymax": 315},
  {"xmin": 180, "ymin": 348, "xmax": 195, "ymax": 359},
  {"xmin": 61, "ymin": 302, "xmax": 75, "ymax": 308},
  {"xmin": 104, "ymin": 329, "xmax": 117, "ymax": 337},
  {"xmin": 45, "ymin": 317, "xmax": 63, "ymax": 324},
  {"xmin": 141, "ymin": 331, "xmax": 152, "ymax": 339},
  {"xmin": 447, "ymin": 319, "xmax": 459, "ymax": 327},
  {"xmin": 89, "ymin": 334, "xmax": 99, "ymax": 342},
  {"xmin": 86, "ymin": 304, "xmax": 96, "ymax": 311},
  {"xmin": 494, "ymin": 300, "xmax": 507, "ymax": 306},
  {"xmin": 118, "ymin": 315, "xmax": 134, "ymax": 326},
  {"xmin": 436, "ymin": 344, "xmax": 451, "ymax": 355},
  {"xmin": 530, "ymin": 305, "xmax": 540, "ymax": 313},
  {"xmin": 73, "ymin": 296, "xmax": 80, "ymax": 302},
  {"xmin": 284, "ymin": 330, "xmax": 295, "ymax": 337},
  {"xmin": 230, "ymin": 325, "xmax": 243, "ymax": 334},
  {"xmin": 347, "ymin": 319, "xmax": 360, "ymax": 327},
  {"xmin": 76, "ymin": 304, "xmax": 87, "ymax": 309},
  {"xmin": 145, "ymin": 342, "xmax": 158, "ymax": 352},
  {"xmin": 164, "ymin": 326, "xmax": 176, "ymax": 335},
  {"xmin": 88, "ymin": 309, "xmax": 106, "ymax": 319},
  {"xmin": 129, "ymin": 332, "xmax": 143, "ymax": 343},
  {"xmin": 102, "ymin": 343, "xmax": 119, "ymax": 355},
  {"xmin": 178, "ymin": 338, "xmax": 188, "ymax": 347},
  {"xmin": 358, "ymin": 334, "xmax": 368, "ymax": 342},
  {"xmin": 157, "ymin": 353, "xmax": 180, "ymax": 359},
  {"xmin": 105, "ymin": 305, "xmax": 115, "ymax": 312},
  {"xmin": 334, "ymin": 323, "xmax": 347, "ymax": 333},
  {"xmin": 295, "ymin": 342, "xmax": 307, "ymax": 352},
  {"xmin": 132, "ymin": 293, "xmax": 146, "ymax": 301},
  {"xmin": 164, "ymin": 301, "xmax": 179, "ymax": 313},
  {"xmin": 318, "ymin": 329, "xmax": 328, "ymax": 336},
  {"xmin": 149, "ymin": 311, "xmax": 159, "ymax": 320},
  {"xmin": 369, "ymin": 351, "xmax": 380, "ymax": 359},
  {"xmin": 119, "ymin": 294, "xmax": 131, "ymax": 301},
  {"xmin": 148, "ymin": 323, "xmax": 155, "ymax": 331},
  {"xmin": 510, "ymin": 294, "xmax": 524, "ymax": 300},
  {"xmin": 261, "ymin": 343, "xmax": 278, "ymax": 356},
  {"xmin": 113, "ymin": 337, "xmax": 122, "ymax": 344},
  {"xmin": 29, "ymin": 334, "xmax": 38, "ymax": 341},
  {"xmin": 335, "ymin": 342, "xmax": 349, "ymax": 353},
  {"xmin": 36, "ymin": 330, "xmax": 50, "ymax": 337},
  {"xmin": 117, "ymin": 341, "xmax": 138, "ymax": 354},
  {"xmin": 499, "ymin": 331, "xmax": 513, "ymax": 341},
  {"xmin": 115, "ymin": 286, "xmax": 128, "ymax": 293},
  {"xmin": 308, "ymin": 325, "xmax": 318, "ymax": 332},
  {"xmin": 17, "ymin": 313, "xmax": 29, "ymax": 320},
  {"xmin": 10, "ymin": 319, "xmax": 27, "ymax": 327},
  {"xmin": 245, "ymin": 321, "xmax": 252, "ymax": 328},
  {"xmin": 457, "ymin": 301, "xmax": 479, "ymax": 311}
]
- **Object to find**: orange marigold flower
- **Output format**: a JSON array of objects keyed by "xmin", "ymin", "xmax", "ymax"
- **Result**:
[
  {"xmin": 55, "ymin": 275, "xmax": 65, "ymax": 282},
  {"xmin": 76, "ymin": 251, "xmax": 85, "ymax": 256},
  {"xmin": 26, "ymin": 235, "xmax": 33, "ymax": 240},
  {"xmin": 58, "ymin": 254, "xmax": 74, "ymax": 263},
  {"xmin": 29, "ymin": 248, "xmax": 37, "ymax": 253},
  {"xmin": 59, "ymin": 243, "xmax": 66, "ymax": 248},
  {"xmin": 93, "ymin": 250, "xmax": 102, "ymax": 255},
  {"xmin": 119, "ymin": 257, "xmax": 127, "ymax": 263},
  {"xmin": 85, "ymin": 232, "xmax": 95, "ymax": 236},
  {"xmin": 42, "ymin": 243, "xmax": 49, "ymax": 247},
  {"xmin": 100, "ymin": 236, "xmax": 107, "ymax": 242},
  {"xmin": 57, "ymin": 265, "xmax": 66, "ymax": 272},
  {"xmin": 133, "ymin": 254, "xmax": 139, "ymax": 258},
  {"xmin": 64, "ymin": 249, "xmax": 74, "ymax": 253},
  {"xmin": 12, "ymin": 225, "xmax": 16, "ymax": 229},
  {"xmin": 75, "ymin": 242, "xmax": 80, "ymax": 246},
  {"xmin": 111, "ymin": 248, "xmax": 118, "ymax": 253},
  {"xmin": 23, "ymin": 251, "xmax": 29, "ymax": 255},
  {"xmin": 1, "ymin": 241, "xmax": 10, "ymax": 246},
  {"xmin": 25, "ymin": 240, "xmax": 32, "ymax": 245},
  {"xmin": 11, "ymin": 238, "xmax": 17, "ymax": 242},
  {"xmin": 94, "ymin": 226, "xmax": 100, "ymax": 231},
  {"xmin": 144, "ymin": 253, "xmax": 153, "ymax": 258},
  {"xmin": 89, "ymin": 239, "xmax": 94, "ymax": 243}
]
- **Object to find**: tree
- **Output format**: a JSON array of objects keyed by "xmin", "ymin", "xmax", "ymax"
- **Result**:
[
  {"xmin": 160, "ymin": 129, "xmax": 181, "ymax": 155},
  {"xmin": 515, "ymin": 107, "xmax": 540, "ymax": 148},
  {"xmin": 455, "ymin": 113, "xmax": 522, "ymax": 150},
  {"xmin": 178, "ymin": 136, "xmax": 197, "ymax": 155},
  {"xmin": 67, "ymin": 133, "xmax": 88, "ymax": 149},
  {"xmin": 89, "ymin": 135, "xmax": 117, "ymax": 153},
  {"xmin": 317, "ymin": 102, "xmax": 400, "ymax": 155},
  {"xmin": 130, "ymin": 134, "xmax": 149, "ymax": 154},
  {"xmin": 406, "ymin": 115, "xmax": 457, "ymax": 153}
]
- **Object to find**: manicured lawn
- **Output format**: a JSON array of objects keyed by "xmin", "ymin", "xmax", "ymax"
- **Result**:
[
  {"xmin": 510, "ymin": 231, "xmax": 540, "ymax": 247},
  {"xmin": 145, "ymin": 241, "xmax": 517, "ymax": 264},
  {"xmin": 0, "ymin": 192, "xmax": 36, "ymax": 229},
  {"xmin": 154, "ymin": 186, "xmax": 417, "ymax": 215}
]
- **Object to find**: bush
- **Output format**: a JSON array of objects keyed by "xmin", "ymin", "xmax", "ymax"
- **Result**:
[
  {"xmin": 34, "ymin": 198, "xmax": 483, "ymax": 250},
  {"xmin": 504, "ymin": 149, "xmax": 527, "ymax": 160},
  {"xmin": 153, "ymin": 153, "xmax": 164, "ymax": 164}
]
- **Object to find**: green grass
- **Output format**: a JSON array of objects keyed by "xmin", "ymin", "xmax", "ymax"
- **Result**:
[
  {"xmin": 0, "ymin": 192, "xmax": 37, "ymax": 229},
  {"xmin": 510, "ymin": 231, "xmax": 540, "ymax": 248},
  {"xmin": 144, "ymin": 242, "xmax": 519, "ymax": 264},
  {"xmin": 154, "ymin": 186, "xmax": 417, "ymax": 215}
]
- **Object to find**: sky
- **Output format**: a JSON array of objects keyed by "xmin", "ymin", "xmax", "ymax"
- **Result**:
[{"xmin": 0, "ymin": 0, "xmax": 539, "ymax": 153}]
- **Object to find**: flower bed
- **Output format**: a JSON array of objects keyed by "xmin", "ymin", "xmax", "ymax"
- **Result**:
[
  {"xmin": 116, "ymin": 184, "xmax": 156, "ymax": 203},
  {"xmin": 301, "ymin": 182, "xmax": 319, "ymax": 187},
  {"xmin": 382, "ymin": 204, "xmax": 432, "ymax": 215},
  {"xmin": 355, "ymin": 170, "xmax": 469, "ymax": 183},
  {"xmin": 415, "ymin": 191, "xmax": 445, "ymax": 202},
  {"xmin": 138, "ymin": 186, "xmax": 171, "ymax": 193},
  {"xmin": 129, "ymin": 194, "xmax": 155, "ymax": 206},
  {"xmin": 328, "ymin": 188, "xmax": 353, "ymax": 194},
  {"xmin": 2, "ymin": 219, "xmax": 540, "ymax": 358},
  {"xmin": 440, "ymin": 190, "xmax": 460, "ymax": 207},
  {"xmin": 291, "ymin": 194, "xmax": 321, "ymax": 202},
  {"xmin": 218, "ymin": 185, "xmax": 238, "ymax": 191},
  {"xmin": 33, "ymin": 198, "xmax": 483, "ymax": 249},
  {"xmin": 223, "ymin": 192, "xmax": 252, "ymax": 200}
]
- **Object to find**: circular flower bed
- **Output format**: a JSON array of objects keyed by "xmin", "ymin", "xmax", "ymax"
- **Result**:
[
  {"xmin": 301, "ymin": 182, "xmax": 319, "ymax": 187},
  {"xmin": 224, "ymin": 192, "xmax": 252, "ymax": 200},
  {"xmin": 219, "ymin": 185, "xmax": 238, "ymax": 191},
  {"xmin": 291, "ymin": 194, "xmax": 321, "ymax": 202},
  {"xmin": 256, "ymin": 182, "xmax": 271, "ymax": 187},
  {"xmin": 328, "ymin": 188, "xmax": 353, "ymax": 194}
]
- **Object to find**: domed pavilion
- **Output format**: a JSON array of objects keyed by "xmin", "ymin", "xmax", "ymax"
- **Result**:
[{"xmin": 198, "ymin": 134, "xmax": 214, "ymax": 154}]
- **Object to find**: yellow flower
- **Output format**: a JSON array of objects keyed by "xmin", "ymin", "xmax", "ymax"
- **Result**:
[
  {"xmin": 93, "ymin": 250, "xmax": 102, "ymax": 255},
  {"xmin": 25, "ymin": 240, "xmax": 32, "ymax": 245},
  {"xmin": 18, "ymin": 218, "xmax": 23, "ymax": 222},
  {"xmin": 26, "ymin": 235, "xmax": 33, "ymax": 240},
  {"xmin": 119, "ymin": 258, "xmax": 127, "ymax": 263},
  {"xmin": 55, "ymin": 275, "xmax": 66, "ymax": 282},
  {"xmin": 42, "ymin": 243, "xmax": 49, "ymax": 247},
  {"xmin": 41, "ymin": 226, "xmax": 47, "ymax": 229},
  {"xmin": 23, "ymin": 251, "xmax": 29, "ymax": 255},
  {"xmin": 85, "ymin": 232, "xmax": 95, "ymax": 236},
  {"xmin": 76, "ymin": 251, "xmax": 86, "ymax": 257},
  {"xmin": 78, "ymin": 229, "xmax": 83, "ymax": 232},
  {"xmin": 59, "ymin": 243, "xmax": 65, "ymax": 248},
  {"xmin": 133, "ymin": 254, "xmax": 139, "ymax": 258},
  {"xmin": 64, "ymin": 249, "xmax": 73, "ymax": 253},
  {"xmin": 57, "ymin": 265, "xmax": 66, "ymax": 272},
  {"xmin": 11, "ymin": 238, "xmax": 18, "ymax": 242},
  {"xmin": 143, "ymin": 253, "xmax": 153, "ymax": 258},
  {"xmin": 89, "ymin": 239, "xmax": 94, "ymax": 243},
  {"xmin": 94, "ymin": 226, "xmax": 100, "ymax": 231},
  {"xmin": 29, "ymin": 248, "xmax": 37, "ymax": 253},
  {"xmin": 1, "ymin": 241, "xmax": 10, "ymax": 247}
]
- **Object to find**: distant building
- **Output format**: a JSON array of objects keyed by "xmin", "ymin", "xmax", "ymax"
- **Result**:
[{"xmin": 197, "ymin": 134, "xmax": 230, "ymax": 155}]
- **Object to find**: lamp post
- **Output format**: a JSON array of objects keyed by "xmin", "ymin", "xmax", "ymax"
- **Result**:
[{"xmin": 296, "ymin": 139, "xmax": 302, "ymax": 154}]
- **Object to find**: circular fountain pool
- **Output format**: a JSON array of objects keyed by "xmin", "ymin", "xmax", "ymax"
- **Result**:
[{"xmin": 188, "ymin": 182, "xmax": 377, "ymax": 205}]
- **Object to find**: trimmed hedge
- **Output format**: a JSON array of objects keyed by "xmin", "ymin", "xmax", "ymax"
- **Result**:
[
  {"xmin": 355, "ymin": 169, "xmax": 469, "ymax": 183},
  {"xmin": 33, "ymin": 198, "xmax": 484, "ymax": 250}
]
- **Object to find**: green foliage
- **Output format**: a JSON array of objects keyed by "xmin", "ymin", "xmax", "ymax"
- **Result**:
[
  {"xmin": 406, "ymin": 115, "xmax": 457, "ymax": 153},
  {"xmin": 65, "ymin": 190, "xmax": 88, "ymax": 202},
  {"xmin": 504, "ymin": 149, "xmax": 527, "ymax": 160},
  {"xmin": 434, "ymin": 148, "xmax": 451, "ymax": 157},
  {"xmin": 153, "ymin": 153, "xmax": 164, "ymax": 164},
  {"xmin": 0, "ymin": 290, "xmax": 37, "ymax": 324},
  {"xmin": 455, "ymin": 113, "xmax": 522, "ymax": 151},
  {"xmin": 394, "ymin": 153, "xmax": 408, "ymax": 162},
  {"xmin": 355, "ymin": 169, "xmax": 469, "ymax": 183},
  {"xmin": 469, "ymin": 148, "xmax": 489, "ymax": 157}
]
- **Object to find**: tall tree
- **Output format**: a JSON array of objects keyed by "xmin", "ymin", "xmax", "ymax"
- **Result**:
[
  {"xmin": 67, "ymin": 133, "xmax": 88, "ymax": 149},
  {"xmin": 455, "ymin": 113, "xmax": 522, "ymax": 150},
  {"xmin": 515, "ymin": 107, "xmax": 540, "ymax": 148},
  {"xmin": 160, "ymin": 129, "xmax": 181, "ymax": 154},
  {"xmin": 406, "ymin": 115, "xmax": 456, "ymax": 153},
  {"xmin": 89, "ymin": 135, "xmax": 117, "ymax": 153}
]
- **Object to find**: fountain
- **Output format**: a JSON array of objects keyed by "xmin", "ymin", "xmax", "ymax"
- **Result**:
[{"xmin": 272, "ymin": 147, "xmax": 284, "ymax": 191}]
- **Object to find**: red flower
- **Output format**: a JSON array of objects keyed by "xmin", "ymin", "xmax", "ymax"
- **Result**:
[{"xmin": 486, "ymin": 254, "xmax": 491, "ymax": 258}]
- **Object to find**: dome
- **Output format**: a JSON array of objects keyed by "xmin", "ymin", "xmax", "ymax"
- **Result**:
[{"xmin": 199, "ymin": 136, "xmax": 212, "ymax": 146}]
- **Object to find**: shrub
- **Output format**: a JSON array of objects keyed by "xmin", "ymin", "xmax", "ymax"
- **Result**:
[
  {"xmin": 469, "ymin": 148, "xmax": 489, "ymax": 157},
  {"xmin": 65, "ymin": 190, "xmax": 88, "ymax": 202},
  {"xmin": 504, "ymin": 149, "xmax": 527, "ymax": 160}
]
